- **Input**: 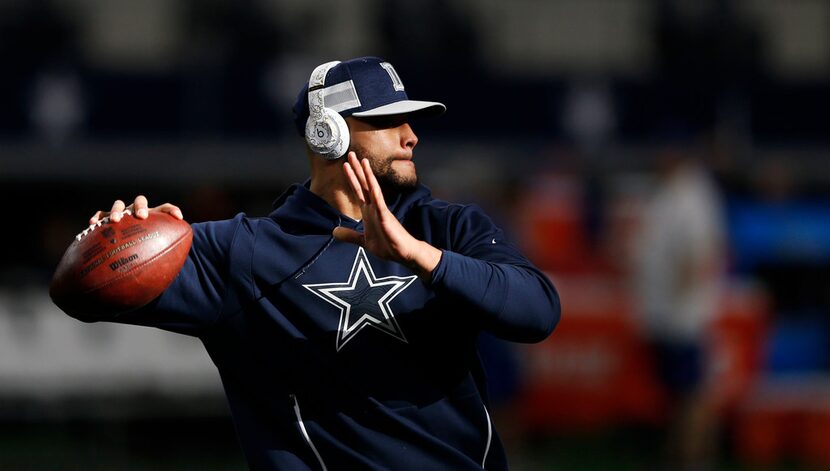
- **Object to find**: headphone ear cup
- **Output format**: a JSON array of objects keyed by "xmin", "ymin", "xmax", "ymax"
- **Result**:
[{"xmin": 305, "ymin": 108, "xmax": 350, "ymax": 160}]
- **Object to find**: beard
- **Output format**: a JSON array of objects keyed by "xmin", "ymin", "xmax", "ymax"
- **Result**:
[{"xmin": 349, "ymin": 143, "xmax": 418, "ymax": 194}]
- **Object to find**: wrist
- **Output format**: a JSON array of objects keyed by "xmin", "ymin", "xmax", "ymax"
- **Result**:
[{"xmin": 405, "ymin": 240, "xmax": 442, "ymax": 282}]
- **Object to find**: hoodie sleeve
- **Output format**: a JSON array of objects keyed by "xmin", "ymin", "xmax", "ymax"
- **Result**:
[
  {"xmin": 429, "ymin": 205, "xmax": 560, "ymax": 343},
  {"xmin": 112, "ymin": 214, "xmax": 246, "ymax": 336}
]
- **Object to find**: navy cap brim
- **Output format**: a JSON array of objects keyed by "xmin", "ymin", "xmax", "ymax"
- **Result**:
[{"xmin": 351, "ymin": 100, "xmax": 445, "ymax": 118}]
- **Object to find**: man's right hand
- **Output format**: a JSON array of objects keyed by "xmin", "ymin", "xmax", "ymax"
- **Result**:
[{"xmin": 89, "ymin": 195, "xmax": 184, "ymax": 224}]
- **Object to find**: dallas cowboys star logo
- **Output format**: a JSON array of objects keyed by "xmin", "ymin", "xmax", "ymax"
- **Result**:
[{"xmin": 303, "ymin": 247, "xmax": 417, "ymax": 351}]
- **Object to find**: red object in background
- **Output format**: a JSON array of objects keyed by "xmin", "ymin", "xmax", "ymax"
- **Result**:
[
  {"xmin": 735, "ymin": 382, "xmax": 830, "ymax": 467},
  {"xmin": 735, "ymin": 404, "xmax": 795, "ymax": 465},
  {"xmin": 802, "ymin": 404, "xmax": 830, "ymax": 466},
  {"xmin": 705, "ymin": 281, "xmax": 769, "ymax": 413},
  {"xmin": 517, "ymin": 276, "xmax": 768, "ymax": 433},
  {"xmin": 517, "ymin": 275, "xmax": 665, "ymax": 431},
  {"xmin": 515, "ymin": 175, "xmax": 597, "ymax": 273}
]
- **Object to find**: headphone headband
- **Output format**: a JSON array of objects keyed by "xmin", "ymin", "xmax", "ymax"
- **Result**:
[{"xmin": 309, "ymin": 61, "xmax": 340, "ymax": 89}]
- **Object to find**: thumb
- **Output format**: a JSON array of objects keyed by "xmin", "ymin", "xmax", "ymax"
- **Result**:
[{"xmin": 333, "ymin": 226, "xmax": 365, "ymax": 246}]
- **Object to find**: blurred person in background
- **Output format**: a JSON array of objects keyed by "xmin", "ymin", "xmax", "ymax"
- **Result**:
[
  {"xmin": 68, "ymin": 57, "xmax": 561, "ymax": 470},
  {"xmin": 631, "ymin": 135, "xmax": 727, "ymax": 470}
]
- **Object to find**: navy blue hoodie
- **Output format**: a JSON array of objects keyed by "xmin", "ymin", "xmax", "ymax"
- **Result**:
[{"xmin": 109, "ymin": 182, "xmax": 560, "ymax": 470}]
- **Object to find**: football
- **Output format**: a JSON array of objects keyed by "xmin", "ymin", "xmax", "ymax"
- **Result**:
[{"xmin": 49, "ymin": 211, "xmax": 192, "ymax": 320}]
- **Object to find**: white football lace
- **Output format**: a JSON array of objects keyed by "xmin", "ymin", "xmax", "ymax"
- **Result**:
[{"xmin": 75, "ymin": 208, "xmax": 132, "ymax": 241}]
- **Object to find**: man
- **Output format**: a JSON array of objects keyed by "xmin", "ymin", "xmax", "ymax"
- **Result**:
[
  {"xmin": 632, "ymin": 142, "xmax": 725, "ymax": 468},
  {"xmin": 81, "ymin": 57, "xmax": 560, "ymax": 470}
]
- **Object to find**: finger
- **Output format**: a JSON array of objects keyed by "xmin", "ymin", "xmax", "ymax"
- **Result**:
[
  {"xmin": 154, "ymin": 203, "xmax": 184, "ymax": 220},
  {"xmin": 110, "ymin": 200, "xmax": 126, "ymax": 222},
  {"xmin": 134, "ymin": 195, "xmax": 149, "ymax": 219},
  {"xmin": 362, "ymin": 158, "xmax": 388, "ymax": 213},
  {"xmin": 343, "ymin": 160, "xmax": 366, "ymax": 204},
  {"xmin": 348, "ymin": 152, "xmax": 370, "ymax": 194},
  {"xmin": 332, "ymin": 226, "xmax": 365, "ymax": 246},
  {"xmin": 89, "ymin": 210, "xmax": 104, "ymax": 225}
]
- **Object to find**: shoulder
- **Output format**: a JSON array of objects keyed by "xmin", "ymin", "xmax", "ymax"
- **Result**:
[
  {"xmin": 191, "ymin": 213, "xmax": 278, "ymax": 255},
  {"xmin": 193, "ymin": 213, "xmax": 249, "ymax": 241},
  {"xmin": 409, "ymin": 193, "xmax": 489, "ymax": 220},
  {"xmin": 418, "ymin": 197, "xmax": 495, "ymax": 228},
  {"xmin": 406, "ymin": 194, "xmax": 500, "ymax": 250}
]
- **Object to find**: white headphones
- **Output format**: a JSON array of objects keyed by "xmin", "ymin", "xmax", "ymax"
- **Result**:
[{"xmin": 305, "ymin": 61, "xmax": 350, "ymax": 160}]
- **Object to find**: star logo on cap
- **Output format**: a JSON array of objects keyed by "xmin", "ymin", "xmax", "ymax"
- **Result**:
[{"xmin": 303, "ymin": 247, "xmax": 417, "ymax": 351}]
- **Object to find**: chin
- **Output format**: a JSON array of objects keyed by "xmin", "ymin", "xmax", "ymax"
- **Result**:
[{"xmin": 377, "ymin": 173, "xmax": 418, "ymax": 193}]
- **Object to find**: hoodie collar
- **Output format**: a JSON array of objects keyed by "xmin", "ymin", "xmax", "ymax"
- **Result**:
[{"xmin": 269, "ymin": 180, "xmax": 431, "ymax": 235}]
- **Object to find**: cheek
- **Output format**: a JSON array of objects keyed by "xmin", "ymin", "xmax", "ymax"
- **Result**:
[
  {"xmin": 350, "ymin": 134, "xmax": 380, "ymax": 156},
  {"xmin": 358, "ymin": 130, "xmax": 398, "ymax": 150},
  {"xmin": 369, "ymin": 157, "xmax": 393, "ymax": 176}
]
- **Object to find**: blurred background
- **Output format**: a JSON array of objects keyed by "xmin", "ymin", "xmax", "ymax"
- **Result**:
[{"xmin": 2, "ymin": 0, "xmax": 830, "ymax": 469}]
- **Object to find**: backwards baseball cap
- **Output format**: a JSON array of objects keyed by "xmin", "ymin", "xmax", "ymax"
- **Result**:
[{"xmin": 292, "ymin": 56, "xmax": 446, "ymax": 136}]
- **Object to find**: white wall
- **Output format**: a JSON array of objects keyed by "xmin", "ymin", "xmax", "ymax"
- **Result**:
[{"xmin": 0, "ymin": 289, "xmax": 222, "ymax": 398}]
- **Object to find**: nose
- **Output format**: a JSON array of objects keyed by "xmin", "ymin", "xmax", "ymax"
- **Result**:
[{"xmin": 400, "ymin": 123, "xmax": 418, "ymax": 150}]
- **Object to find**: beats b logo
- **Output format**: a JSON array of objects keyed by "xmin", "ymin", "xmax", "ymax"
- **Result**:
[{"xmin": 315, "ymin": 123, "xmax": 331, "ymax": 142}]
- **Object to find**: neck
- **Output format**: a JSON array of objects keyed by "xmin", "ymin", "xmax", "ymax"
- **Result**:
[{"xmin": 308, "ymin": 158, "xmax": 362, "ymax": 221}]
